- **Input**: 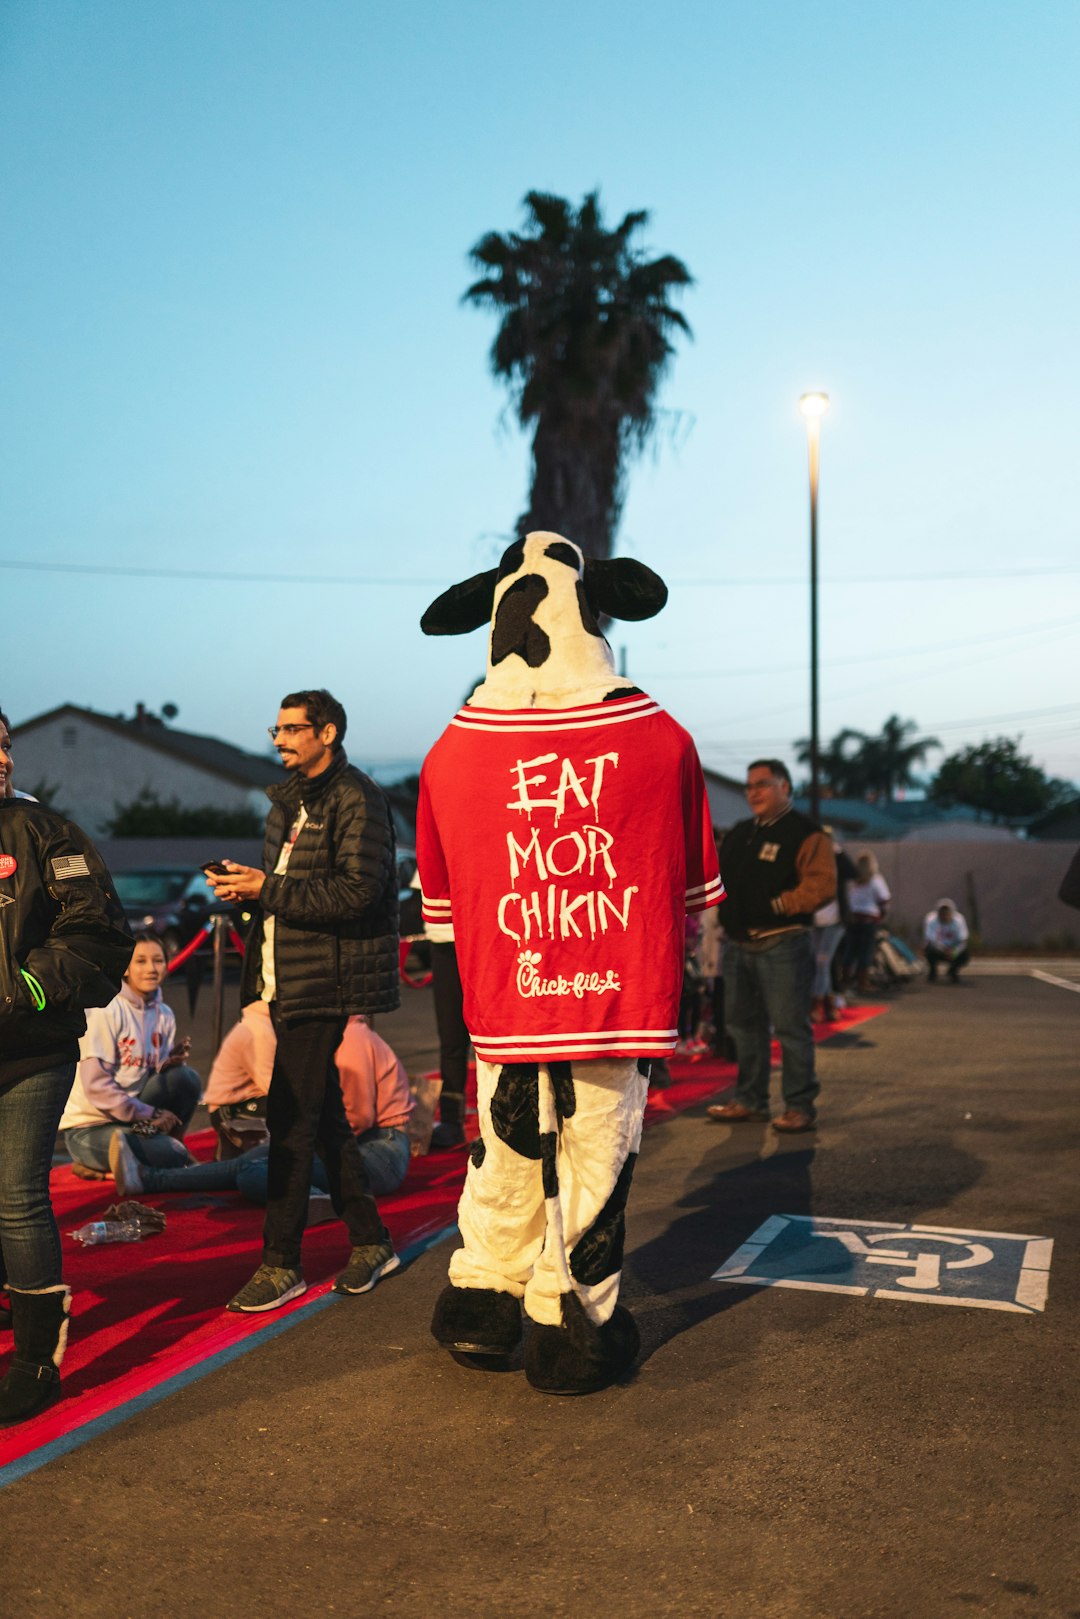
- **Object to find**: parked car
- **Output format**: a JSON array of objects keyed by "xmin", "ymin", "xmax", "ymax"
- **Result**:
[{"xmin": 110, "ymin": 866, "xmax": 243, "ymax": 959}]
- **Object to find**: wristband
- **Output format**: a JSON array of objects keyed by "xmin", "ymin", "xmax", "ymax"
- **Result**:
[{"xmin": 20, "ymin": 970, "xmax": 46, "ymax": 1012}]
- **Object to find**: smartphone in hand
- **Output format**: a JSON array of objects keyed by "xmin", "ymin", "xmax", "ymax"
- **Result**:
[{"xmin": 201, "ymin": 860, "xmax": 230, "ymax": 876}]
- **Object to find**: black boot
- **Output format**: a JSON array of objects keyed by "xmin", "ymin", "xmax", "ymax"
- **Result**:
[
  {"xmin": 429, "ymin": 1091, "xmax": 466, "ymax": 1151},
  {"xmin": 431, "ymin": 1283, "xmax": 522, "ymax": 1358},
  {"xmin": 0, "ymin": 1284, "xmax": 70, "ymax": 1426},
  {"xmin": 525, "ymin": 1295, "xmax": 640, "ymax": 1395}
]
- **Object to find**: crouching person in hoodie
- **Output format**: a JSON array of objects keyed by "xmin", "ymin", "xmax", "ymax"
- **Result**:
[{"xmin": 0, "ymin": 707, "xmax": 133, "ymax": 1424}]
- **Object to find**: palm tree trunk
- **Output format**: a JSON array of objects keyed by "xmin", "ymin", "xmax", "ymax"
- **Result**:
[{"xmin": 519, "ymin": 418, "xmax": 621, "ymax": 560}]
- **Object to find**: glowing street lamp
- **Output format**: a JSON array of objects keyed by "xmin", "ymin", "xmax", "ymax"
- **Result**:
[{"xmin": 799, "ymin": 391, "xmax": 830, "ymax": 821}]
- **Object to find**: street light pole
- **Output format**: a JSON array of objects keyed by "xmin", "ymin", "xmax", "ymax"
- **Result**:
[{"xmin": 799, "ymin": 391, "xmax": 830, "ymax": 822}]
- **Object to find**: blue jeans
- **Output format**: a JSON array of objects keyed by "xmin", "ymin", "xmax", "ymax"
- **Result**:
[
  {"xmin": 124, "ymin": 1126, "xmax": 411, "ymax": 1204},
  {"xmin": 63, "ymin": 1066, "xmax": 203, "ymax": 1172},
  {"xmin": 724, "ymin": 933, "xmax": 819, "ymax": 1116},
  {"xmin": 811, "ymin": 923, "xmax": 846, "ymax": 999},
  {"xmin": 0, "ymin": 1062, "xmax": 77, "ymax": 1290}
]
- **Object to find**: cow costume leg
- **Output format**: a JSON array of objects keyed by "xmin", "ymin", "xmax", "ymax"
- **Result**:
[
  {"xmin": 418, "ymin": 533, "xmax": 722, "ymax": 1394},
  {"xmin": 434, "ymin": 1053, "xmax": 647, "ymax": 1391}
]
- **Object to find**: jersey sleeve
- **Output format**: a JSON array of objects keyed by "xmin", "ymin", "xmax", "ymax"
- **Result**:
[
  {"xmin": 682, "ymin": 743, "xmax": 724, "ymax": 913},
  {"xmin": 416, "ymin": 764, "xmax": 454, "ymax": 943}
]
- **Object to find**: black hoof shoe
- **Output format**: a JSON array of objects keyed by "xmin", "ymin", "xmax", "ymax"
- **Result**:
[
  {"xmin": 431, "ymin": 1284, "xmax": 522, "ymax": 1355},
  {"xmin": 525, "ymin": 1303, "xmax": 640, "ymax": 1395}
]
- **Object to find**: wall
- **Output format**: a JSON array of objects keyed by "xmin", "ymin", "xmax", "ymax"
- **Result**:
[
  {"xmin": 14, "ymin": 715, "xmax": 264, "ymax": 836},
  {"xmin": 856, "ymin": 840, "xmax": 1080, "ymax": 950}
]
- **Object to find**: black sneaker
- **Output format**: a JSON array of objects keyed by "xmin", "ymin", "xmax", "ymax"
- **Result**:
[
  {"xmin": 333, "ymin": 1241, "xmax": 400, "ymax": 1296},
  {"xmin": 227, "ymin": 1265, "xmax": 306, "ymax": 1313}
]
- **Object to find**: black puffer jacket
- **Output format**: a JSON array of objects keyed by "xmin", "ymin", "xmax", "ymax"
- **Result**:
[
  {"xmin": 0, "ymin": 800, "xmax": 133, "ymax": 1084},
  {"xmin": 241, "ymin": 751, "xmax": 400, "ymax": 1020}
]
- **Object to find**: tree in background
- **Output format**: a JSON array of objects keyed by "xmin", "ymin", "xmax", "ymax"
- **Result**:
[
  {"xmin": 105, "ymin": 791, "xmax": 263, "ymax": 838},
  {"xmin": 796, "ymin": 715, "xmax": 939, "ymax": 800},
  {"xmin": 930, "ymin": 738, "xmax": 1073, "ymax": 822},
  {"xmin": 464, "ymin": 190, "xmax": 693, "ymax": 559}
]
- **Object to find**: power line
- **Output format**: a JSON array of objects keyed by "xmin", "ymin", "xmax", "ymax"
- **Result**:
[
  {"xmin": 3, "ymin": 557, "xmax": 1080, "ymax": 588},
  {"xmin": 642, "ymin": 613, "xmax": 1079, "ymax": 681}
]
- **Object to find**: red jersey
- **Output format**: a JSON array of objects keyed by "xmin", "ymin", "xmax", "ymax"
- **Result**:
[{"xmin": 417, "ymin": 694, "xmax": 722, "ymax": 1063}]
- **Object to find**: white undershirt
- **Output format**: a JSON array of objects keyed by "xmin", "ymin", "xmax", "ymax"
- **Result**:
[{"xmin": 260, "ymin": 803, "xmax": 307, "ymax": 1002}]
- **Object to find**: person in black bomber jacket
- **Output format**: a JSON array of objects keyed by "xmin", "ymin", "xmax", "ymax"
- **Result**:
[
  {"xmin": 207, "ymin": 689, "xmax": 401, "ymax": 1312},
  {"xmin": 707, "ymin": 759, "xmax": 835, "ymax": 1134},
  {"xmin": 0, "ymin": 708, "xmax": 133, "ymax": 1423}
]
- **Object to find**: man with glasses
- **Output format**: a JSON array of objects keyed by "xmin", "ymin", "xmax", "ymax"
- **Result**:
[
  {"xmin": 207, "ymin": 688, "xmax": 401, "ymax": 1310},
  {"xmin": 706, "ymin": 759, "xmax": 834, "ymax": 1133}
]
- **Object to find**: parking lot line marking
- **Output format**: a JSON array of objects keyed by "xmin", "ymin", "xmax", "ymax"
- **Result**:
[
  {"xmin": 1029, "ymin": 969, "xmax": 1080, "ymax": 994},
  {"xmin": 913, "ymin": 1222, "xmax": 1047, "ymax": 1242},
  {"xmin": 1014, "ymin": 1268, "xmax": 1051, "ymax": 1310},
  {"xmin": 871, "ymin": 1289, "xmax": 1038, "ymax": 1313},
  {"xmin": 1021, "ymin": 1239, "xmax": 1054, "ymax": 1271}
]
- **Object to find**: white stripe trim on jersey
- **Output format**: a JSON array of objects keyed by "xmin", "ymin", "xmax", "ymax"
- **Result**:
[
  {"xmin": 458, "ymin": 695, "xmax": 657, "ymax": 724},
  {"xmin": 472, "ymin": 1027, "xmax": 677, "ymax": 1045},
  {"xmin": 421, "ymin": 898, "xmax": 453, "ymax": 910},
  {"xmin": 473, "ymin": 1040, "xmax": 677, "ymax": 1058},
  {"xmin": 686, "ymin": 878, "xmax": 724, "ymax": 900},
  {"xmin": 451, "ymin": 705, "xmax": 662, "ymax": 735}
]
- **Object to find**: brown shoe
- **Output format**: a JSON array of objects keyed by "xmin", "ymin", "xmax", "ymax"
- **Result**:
[
  {"xmin": 706, "ymin": 1102, "xmax": 770, "ymax": 1123},
  {"xmin": 771, "ymin": 1110, "xmax": 817, "ymax": 1133},
  {"xmin": 70, "ymin": 1161, "xmax": 109, "ymax": 1181}
]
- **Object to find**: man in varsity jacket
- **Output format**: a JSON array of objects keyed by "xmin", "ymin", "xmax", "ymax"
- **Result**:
[{"xmin": 707, "ymin": 759, "xmax": 835, "ymax": 1133}]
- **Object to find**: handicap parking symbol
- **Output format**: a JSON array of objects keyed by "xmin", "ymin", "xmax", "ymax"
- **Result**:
[{"xmin": 712, "ymin": 1216, "xmax": 1053, "ymax": 1313}]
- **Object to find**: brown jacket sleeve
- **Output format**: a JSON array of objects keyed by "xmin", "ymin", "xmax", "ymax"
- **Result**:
[{"xmin": 770, "ymin": 831, "xmax": 837, "ymax": 918}]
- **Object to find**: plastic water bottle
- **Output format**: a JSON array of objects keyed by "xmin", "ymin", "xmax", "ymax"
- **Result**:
[{"xmin": 70, "ymin": 1219, "xmax": 144, "ymax": 1246}]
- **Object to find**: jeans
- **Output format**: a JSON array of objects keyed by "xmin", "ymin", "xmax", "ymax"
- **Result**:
[
  {"xmin": 128, "ymin": 1126, "xmax": 411, "ymax": 1202},
  {"xmin": 262, "ymin": 1009, "xmax": 388, "ymax": 1269},
  {"xmin": 811, "ymin": 923, "xmax": 846, "ymax": 999},
  {"xmin": 63, "ymin": 1066, "xmax": 203, "ymax": 1172},
  {"xmin": 844, "ymin": 920, "xmax": 878, "ymax": 977},
  {"xmin": 724, "ymin": 932, "xmax": 818, "ymax": 1116},
  {"xmin": 0, "ymin": 1062, "xmax": 76, "ymax": 1291},
  {"xmin": 926, "ymin": 945, "xmax": 970, "ymax": 980}
]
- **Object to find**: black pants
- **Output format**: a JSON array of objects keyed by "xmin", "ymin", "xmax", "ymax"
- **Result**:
[
  {"xmin": 431, "ymin": 942, "xmax": 469, "ymax": 1098},
  {"xmin": 926, "ymin": 945, "xmax": 970, "ymax": 980},
  {"xmin": 262, "ymin": 1007, "xmax": 387, "ymax": 1269}
]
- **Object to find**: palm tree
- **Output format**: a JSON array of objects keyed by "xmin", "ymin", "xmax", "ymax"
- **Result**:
[
  {"xmin": 796, "ymin": 716, "xmax": 940, "ymax": 801},
  {"xmin": 867, "ymin": 714, "xmax": 940, "ymax": 800},
  {"xmin": 464, "ymin": 191, "xmax": 693, "ymax": 559}
]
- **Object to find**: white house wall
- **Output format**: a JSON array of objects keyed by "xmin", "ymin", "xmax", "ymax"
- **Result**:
[{"xmin": 14, "ymin": 716, "xmax": 266, "ymax": 836}]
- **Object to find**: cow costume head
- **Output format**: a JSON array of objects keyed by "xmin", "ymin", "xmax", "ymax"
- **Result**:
[{"xmin": 421, "ymin": 532, "xmax": 668, "ymax": 710}]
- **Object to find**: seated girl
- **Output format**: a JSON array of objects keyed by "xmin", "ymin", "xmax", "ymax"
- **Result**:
[
  {"xmin": 108, "ymin": 1002, "xmax": 412, "ymax": 1208},
  {"xmin": 60, "ymin": 933, "xmax": 202, "ymax": 1179}
]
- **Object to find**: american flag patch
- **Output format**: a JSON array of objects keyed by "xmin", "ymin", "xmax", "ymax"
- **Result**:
[{"xmin": 51, "ymin": 854, "xmax": 91, "ymax": 880}]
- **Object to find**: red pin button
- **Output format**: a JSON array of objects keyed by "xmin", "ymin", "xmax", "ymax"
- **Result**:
[{"xmin": 0, "ymin": 855, "xmax": 16, "ymax": 879}]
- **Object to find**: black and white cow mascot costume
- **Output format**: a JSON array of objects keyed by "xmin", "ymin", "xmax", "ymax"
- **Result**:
[{"xmin": 417, "ymin": 532, "xmax": 721, "ymax": 1394}]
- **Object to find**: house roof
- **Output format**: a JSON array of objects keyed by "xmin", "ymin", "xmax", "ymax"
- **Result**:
[
  {"xmin": 793, "ymin": 794, "xmax": 1014, "ymax": 840},
  {"xmin": 15, "ymin": 704, "xmax": 281, "ymax": 791},
  {"xmin": 702, "ymin": 766, "xmax": 746, "ymax": 794}
]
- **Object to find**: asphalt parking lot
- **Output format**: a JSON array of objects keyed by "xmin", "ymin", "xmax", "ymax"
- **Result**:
[{"xmin": 6, "ymin": 967, "xmax": 1079, "ymax": 1619}]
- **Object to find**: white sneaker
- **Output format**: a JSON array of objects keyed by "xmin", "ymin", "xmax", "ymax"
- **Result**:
[{"xmin": 108, "ymin": 1130, "xmax": 145, "ymax": 1196}]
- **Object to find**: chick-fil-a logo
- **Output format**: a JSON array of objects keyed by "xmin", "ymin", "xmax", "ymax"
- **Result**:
[{"xmin": 516, "ymin": 950, "xmax": 621, "ymax": 1001}]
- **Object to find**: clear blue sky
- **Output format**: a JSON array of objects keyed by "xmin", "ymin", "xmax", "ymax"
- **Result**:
[{"xmin": 3, "ymin": 0, "xmax": 1078, "ymax": 786}]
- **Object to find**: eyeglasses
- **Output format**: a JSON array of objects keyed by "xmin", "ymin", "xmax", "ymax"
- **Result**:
[{"xmin": 268, "ymin": 723, "xmax": 315, "ymax": 740}]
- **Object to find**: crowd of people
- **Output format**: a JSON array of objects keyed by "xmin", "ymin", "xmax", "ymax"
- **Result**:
[{"xmin": 0, "ymin": 689, "xmax": 1057, "ymax": 1427}]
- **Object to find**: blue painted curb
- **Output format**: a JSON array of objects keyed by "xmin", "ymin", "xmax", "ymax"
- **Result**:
[{"xmin": 0, "ymin": 1222, "xmax": 458, "ymax": 1491}]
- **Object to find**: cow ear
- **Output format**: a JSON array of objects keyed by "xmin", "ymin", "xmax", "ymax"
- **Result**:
[
  {"xmin": 420, "ymin": 569, "xmax": 498, "ymax": 635},
  {"xmin": 583, "ymin": 558, "xmax": 668, "ymax": 621}
]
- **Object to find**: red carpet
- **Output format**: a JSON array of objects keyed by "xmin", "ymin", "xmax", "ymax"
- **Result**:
[{"xmin": 0, "ymin": 1005, "xmax": 884, "ymax": 1479}]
